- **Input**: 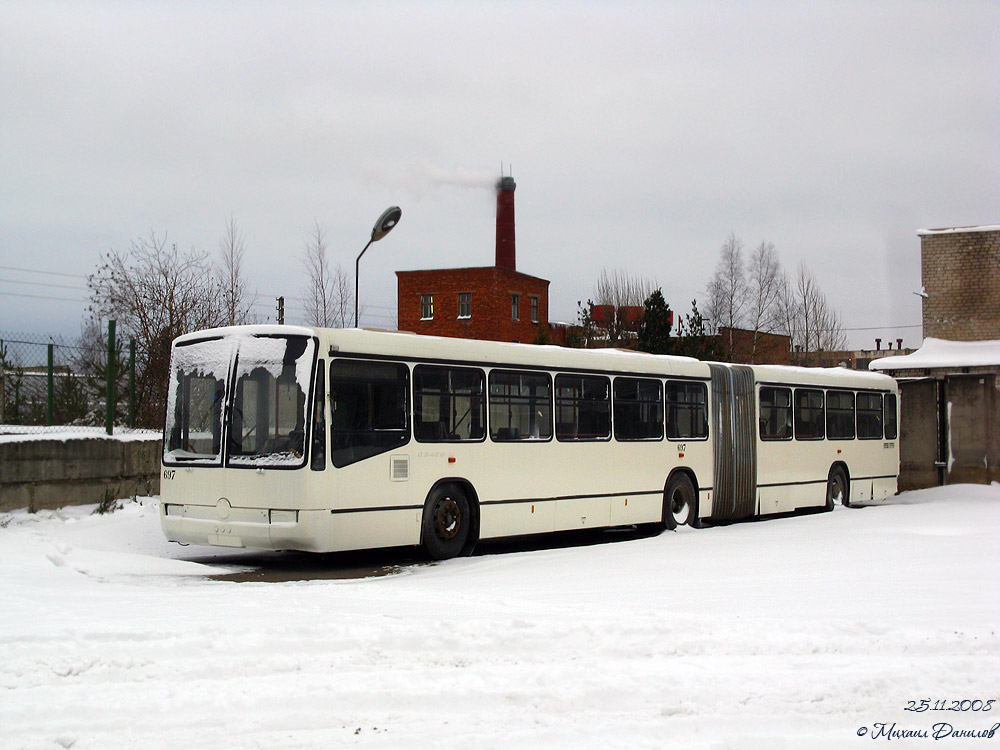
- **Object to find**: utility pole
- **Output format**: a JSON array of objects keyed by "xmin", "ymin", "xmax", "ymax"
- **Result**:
[{"xmin": 276, "ymin": 296, "xmax": 284, "ymax": 325}]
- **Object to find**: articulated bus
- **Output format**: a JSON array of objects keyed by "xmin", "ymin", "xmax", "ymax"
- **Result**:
[{"xmin": 160, "ymin": 325, "xmax": 899, "ymax": 559}]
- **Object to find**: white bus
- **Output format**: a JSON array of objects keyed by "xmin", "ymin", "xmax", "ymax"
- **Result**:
[{"xmin": 160, "ymin": 325, "xmax": 899, "ymax": 559}]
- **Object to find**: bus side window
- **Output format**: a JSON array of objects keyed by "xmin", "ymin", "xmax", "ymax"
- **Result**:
[
  {"xmin": 613, "ymin": 377, "xmax": 663, "ymax": 441},
  {"xmin": 793, "ymin": 388, "xmax": 825, "ymax": 440},
  {"xmin": 857, "ymin": 392, "xmax": 883, "ymax": 439},
  {"xmin": 414, "ymin": 365, "xmax": 485, "ymax": 442},
  {"xmin": 884, "ymin": 393, "xmax": 898, "ymax": 440},
  {"xmin": 666, "ymin": 381, "xmax": 708, "ymax": 440},
  {"xmin": 311, "ymin": 359, "xmax": 326, "ymax": 470},
  {"xmin": 826, "ymin": 390, "xmax": 856, "ymax": 440},
  {"xmin": 330, "ymin": 359, "xmax": 410, "ymax": 467},
  {"xmin": 489, "ymin": 370, "xmax": 552, "ymax": 441},
  {"xmin": 555, "ymin": 374, "xmax": 610, "ymax": 441},
  {"xmin": 759, "ymin": 386, "xmax": 792, "ymax": 440}
]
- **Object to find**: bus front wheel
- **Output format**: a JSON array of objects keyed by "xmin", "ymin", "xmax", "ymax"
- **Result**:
[
  {"xmin": 664, "ymin": 474, "xmax": 698, "ymax": 530},
  {"xmin": 421, "ymin": 484, "xmax": 471, "ymax": 560}
]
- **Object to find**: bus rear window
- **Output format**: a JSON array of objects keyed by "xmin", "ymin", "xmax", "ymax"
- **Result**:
[{"xmin": 330, "ymin": 360, "xmax": 409, "ymax": 467}]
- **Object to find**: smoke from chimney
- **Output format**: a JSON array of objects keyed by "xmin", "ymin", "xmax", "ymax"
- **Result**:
[{"xmin": 495, "ymin": 176, "xmax": 516, "ymax": 270}]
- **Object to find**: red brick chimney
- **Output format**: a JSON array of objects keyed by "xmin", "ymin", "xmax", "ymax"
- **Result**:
[{"xmin": 495, "ymin": 176, "xmax": 516, "ymax": 270}]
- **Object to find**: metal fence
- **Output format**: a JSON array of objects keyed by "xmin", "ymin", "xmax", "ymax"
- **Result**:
[{"xmin": 0, "ymin": 327, "xmax": 155, "ymax": 436}]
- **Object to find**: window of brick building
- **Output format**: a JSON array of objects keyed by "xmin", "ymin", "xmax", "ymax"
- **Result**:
[
  {"xmin": 511, "ymin": 294, "xmax": 520, "ymax": 321},
  {"xmin": 421, "ymin": 295, "xmax": 434, "ymax": 320},
  {"xmin": 530, "ymin": 296, "xmax": 539, "ymax": 323},
  {"xmin": 458, "ymin": 292, "xmax": 471, "ymax": 319}
]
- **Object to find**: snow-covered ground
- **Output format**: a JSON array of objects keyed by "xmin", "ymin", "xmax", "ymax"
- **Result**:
[{"xmin": 2, "ymin": 486, "xmax": 998, "ymax": 749}]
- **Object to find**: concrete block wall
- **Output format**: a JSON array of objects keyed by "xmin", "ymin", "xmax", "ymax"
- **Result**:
[
  {"xmin": 0, "ymin": 437, "xmax": 162, "ymax": 512},
  {"xmin": 920, "ymin": 227, "xmax": 1000, "ymax": 341}
]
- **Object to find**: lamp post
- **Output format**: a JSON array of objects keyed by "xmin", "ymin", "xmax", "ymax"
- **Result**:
[{"xmin": 355, "ymin": 206, "xmax": 402, "ymax": 328}]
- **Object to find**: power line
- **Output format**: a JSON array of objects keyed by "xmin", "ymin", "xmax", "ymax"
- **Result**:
[
  {"xmin": 828, "ymin": 324, "xmax": 922, "ymax": 333},
  {"xmin": 0, "ymin": 264, "xmax": 88, "ymax": 279},
  {"xmin": 0, "ymin": 291, "xmax": 88, "ymax": 303},
  {"xmin": 0, "ymin": 278, "xmax": 86, "ymax": 291}
]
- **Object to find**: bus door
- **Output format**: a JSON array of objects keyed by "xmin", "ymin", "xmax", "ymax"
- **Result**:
[{"xmin": 708, "ymin": 364, "xmax": 757, "ymax": 521}]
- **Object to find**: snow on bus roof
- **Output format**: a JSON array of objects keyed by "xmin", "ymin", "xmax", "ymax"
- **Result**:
[
  {"xmin": 173, "ymin": 324, "xmax": 315, "ymax": 345},
  {"xmin": 170, "ymin": 326, "xmax": 896, "ymax": 385},
  {"xmin": 870, "ymin": 338, "xmax": 1000, "ymax": 371}
]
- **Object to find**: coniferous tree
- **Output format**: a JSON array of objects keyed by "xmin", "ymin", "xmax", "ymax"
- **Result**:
[{"xmin": 637, "ymin": 289, "xmax": 673, "ymax": 354}]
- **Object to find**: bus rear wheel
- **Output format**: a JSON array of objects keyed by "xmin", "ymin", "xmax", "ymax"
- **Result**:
[
  {"xmin": 664, "ymin": 474, "xmax": 698, "ymax": 530},
  {"xmin": 826, "ymin": 466, "xmax": 849, "ymax": 510},
  {"xmin": 421, "ymin": 484, "xmax": 471, "ymax": 560}
]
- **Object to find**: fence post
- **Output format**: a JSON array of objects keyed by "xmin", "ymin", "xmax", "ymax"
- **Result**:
[
  {"xmin": 47, "ymin": 342, "xmax": 54, "ymax": 426},
  {"xmin": 128, "ymin": 339, "xmax": 136, "ymax": 429},
  {"xmin": 106, "ymin": 319, "xmax": 116, "ymax": 435}
]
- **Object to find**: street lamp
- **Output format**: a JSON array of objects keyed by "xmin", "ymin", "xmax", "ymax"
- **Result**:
[{"xmin": 355, "ymin": 206, "xmax": 402, "ymax": 328}]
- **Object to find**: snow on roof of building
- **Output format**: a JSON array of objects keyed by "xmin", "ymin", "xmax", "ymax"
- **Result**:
[
  {"xmin": 916, "ymin": 225, "xmax": 1000, "ymax": 236},
  {"xmin": 869, "ymin": 337, "xmax": 1000, "ymax": 371}
]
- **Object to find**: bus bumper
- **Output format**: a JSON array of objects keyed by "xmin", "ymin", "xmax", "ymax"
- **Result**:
[{"xmin": 160, "ymin": 502, "xmax": 330, "ymax": 552}]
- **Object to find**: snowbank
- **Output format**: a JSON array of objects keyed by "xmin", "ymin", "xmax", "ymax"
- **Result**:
[{"xmin": 1, "ymin": 487, "xmax": 998, "ymax": 749}]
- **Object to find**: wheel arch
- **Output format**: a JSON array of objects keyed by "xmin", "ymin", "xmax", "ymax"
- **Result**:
[{"xmin": 421, "ymin": 477, "xmax": 480, "ymax": 555}]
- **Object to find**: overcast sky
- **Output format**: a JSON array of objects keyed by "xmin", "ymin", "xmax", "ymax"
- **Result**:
[{"xmin": 2, "ymin": 1, "xmax": 998, "ymax": 349}]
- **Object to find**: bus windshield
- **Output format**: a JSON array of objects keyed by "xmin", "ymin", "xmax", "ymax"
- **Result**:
[{"xmin": 163, "ymin": 332, "xmax": 316, "ymax": 467}]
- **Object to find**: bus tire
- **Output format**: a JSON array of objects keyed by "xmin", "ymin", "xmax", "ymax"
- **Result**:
[
  {"xmin": 663, "ymin": 473, "xmax": 698, "ymax": 530},
  {"xmin": 826, "ymin": 466, "xmax": 849, "ymax": 509},
  {"xmin": 421, "ymin": 483, "xmax": 471, "ymax": 560}
]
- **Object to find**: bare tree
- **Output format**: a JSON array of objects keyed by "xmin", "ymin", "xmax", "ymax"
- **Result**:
[
  {"xmin": 590, "ymin": 268, "xmax": 656, "ymax": 345},
  {"xmin": 302, "ymin": 221, "xmax": 354, "ymax": 328},
  {"xmin": 217, "ymin": 214, "xmax": 257, "ymax": 326},
  {"xmin": 704, "ymin": 233, "xmax": 747, "ymax": 358},
  {"xmin": 781, "ymin": 262, "xmax": 847, "ymax": 363},
  {"xmin": 746, "ymin": 240, "xmax": 784, "ymax": 363},
  {"xmin": 87, "ymin": 230, "xmax": 222, "ymax": 427}
]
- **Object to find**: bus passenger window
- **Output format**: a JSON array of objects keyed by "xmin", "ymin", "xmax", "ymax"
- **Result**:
[
  {"xmin": 489, "ymin": 370, "xmax": 552, "ymax": 441},
  {"xmin": 794, "ymin": 388, "xmax": 824, "ymax": 440},
  {"xmin": 613, "ymin": 377, "xmax": 663, "ymax": 441},
  {"xmin": 884, "ymin": 394, "xmax": 898, "ymax": 440},
  {"xmin": 666, "ymin": 381, "xmax": 708, "ymax": 440},
  {"xmin": 555, "ymin": 374, "xmax": 610, "ymax": 441},
  {"xmin": 759, "ymin": 387, "xmax": 792, "ymax": 440},
  {"xmin": 330, "ymin": 360, "xmax": 409, "ymax": 467},
  {"xmin": 857, "ymin": 392, "xmax": 883, "ymax": 439},
  {"xmin": 414, "ymin": 365, "xmax": 485, "ymax": 442},
  {"xmin": 826, "ymin": 390, "xmax": 856, "ymax": 440}
]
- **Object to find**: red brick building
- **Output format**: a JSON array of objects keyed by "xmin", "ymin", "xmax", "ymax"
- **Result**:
[{"xmin": 396, "ymin": 176, "xmax": 551, "ymax": 343}]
